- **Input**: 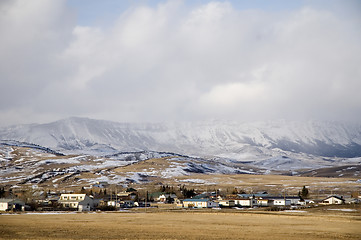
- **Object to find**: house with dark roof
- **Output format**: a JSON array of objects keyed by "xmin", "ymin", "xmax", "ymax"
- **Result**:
[
  {"xmin": 321, "ymin": 195, "xmax": 345, "ymax": 205},
  {"xmin": 0, "ymin": 198, "xmax": 25, "ymax": 211},
  {"xmin": 150, "ymin": 192, "xmax": 177, "ymax": 203}
]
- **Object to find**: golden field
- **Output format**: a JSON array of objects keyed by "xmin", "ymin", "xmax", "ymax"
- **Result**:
[{"xmin": 1, "ymin": 209, "xmax": 360, "ymax": 240}]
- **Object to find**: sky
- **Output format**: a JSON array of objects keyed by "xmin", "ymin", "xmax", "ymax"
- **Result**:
[{"xmin": 0, "ymin": 0, "xmax": 361, "ymax": 126}]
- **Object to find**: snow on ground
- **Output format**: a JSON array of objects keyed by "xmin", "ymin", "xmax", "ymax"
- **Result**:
[
  {"xmin": 328, "ymin": 209, "xmax": 356, "ymax": 212},
  {"xmin": 283, "ymin": 210, "xmax": 307, "ymax": 213},
  {"xmin": 36, "ymin": 158, "xmax": 81, "ymax": 165},
  {"xmin": 178, "ymin": 179, "xmax": 217, "ymax": 185},
  {"xmin": 88, "ymin": 175, "xmax": 128, "ymax": 185}
]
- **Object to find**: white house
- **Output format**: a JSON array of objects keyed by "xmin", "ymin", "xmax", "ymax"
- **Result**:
[
  {"xmin": 298, "ymin": 199, "xmax": 315, "ymax": 205},
  {"xmin": 272, "ymin": 198, "xmax": 291, "ymax": 206},
  {"xmin": 58, "ymin": 194, "xmax": 94, "ymax": 211},
  {"xmin": 182, "ymin": 199, "xmax": 219, "ymax": 208},
  {"xmin": 151, "ymin": 192, "xmax": 178, "ymax": 203},
  {"xmin": 0, "ymin": 198, "xmax": 25, "ymax": 211},
  {"xmin": 234, "ymin": 198, "xmax": 257, "ymax": 207},
  {"xmin": 261, "ymin": 196, "xmax": 299, "ymax": 206},
  {"xmin": 321, "ymin": 196, "xmax": 344, "ymax": 205},
  {"xmin": 218, "ymin": 199, "xmax": 235, "ymax": 207}
]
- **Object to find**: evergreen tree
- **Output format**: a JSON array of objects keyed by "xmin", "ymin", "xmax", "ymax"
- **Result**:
[{"xmin": 299, "ymin": 186, "xmax": 309, "ymax": 198}]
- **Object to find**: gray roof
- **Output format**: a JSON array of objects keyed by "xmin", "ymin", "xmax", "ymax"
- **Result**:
[
  {"xmin": 183, "ymin": 199, "xmax": 209, "ymax": 202},
  {"xmin": 0, "ymin": 198, "xmax": 25, "ymax": 204}
]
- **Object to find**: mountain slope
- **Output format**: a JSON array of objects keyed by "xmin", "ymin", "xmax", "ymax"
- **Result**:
[{"xmin": 1, "ymin": 117, "xmax": 361, "ymax": 160}]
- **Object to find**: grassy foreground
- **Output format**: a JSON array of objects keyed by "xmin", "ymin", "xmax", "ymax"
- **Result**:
[{"xmin": 1, "ymin": 210, "xmax": 360, "ymax": 240}]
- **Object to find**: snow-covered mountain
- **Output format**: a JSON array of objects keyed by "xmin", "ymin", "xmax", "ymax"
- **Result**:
[{"xmin": 1, "ymin": 117, "xmax": 361, "ymax": 161}]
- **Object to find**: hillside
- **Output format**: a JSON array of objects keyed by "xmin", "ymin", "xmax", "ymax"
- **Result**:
[
  {"xmin": 1, "ymin": 144, "xmax": 360, "ymax": 195},
  {"xmin": 1, "ymin": 117, "xmax": 361, "ymax": 177},
  {"xmin": 1, "ymin": 117, "xmax": 361, "ymax": 159}
]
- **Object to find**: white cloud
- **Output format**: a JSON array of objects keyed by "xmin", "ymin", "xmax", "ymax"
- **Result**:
[
  {"xmin": 0, "ymin": 0, "xmax": 360, "ymax": 126},
  {"xmin": 200, "ymin": 82, "xmax": 266, "ymax": 107}
]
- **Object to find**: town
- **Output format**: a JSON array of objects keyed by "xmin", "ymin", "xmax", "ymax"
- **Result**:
[{"xmin": 1, "ymin": 182, "xmax": 360, "ymax": 212}]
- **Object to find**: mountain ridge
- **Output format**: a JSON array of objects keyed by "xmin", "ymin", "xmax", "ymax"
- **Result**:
[{"xmin": 1, "ymin": 117, "xmax": 361, "ymax": 159}]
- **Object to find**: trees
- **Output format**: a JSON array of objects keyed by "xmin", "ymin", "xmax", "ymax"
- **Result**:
[
  {"xmin": 0, "ymin": 187, "xmax": 5, "ymax": 198},
  {"xmin": 179, "ymin": 185, "xmax": 196, "ymax": 198},
  {"xmin": 159, "ymin": 185, "xmax": 175, "ymax": 193},
  {"xmin": 299, "ymin": 186, "xmax": 309, "ymax": 199}
]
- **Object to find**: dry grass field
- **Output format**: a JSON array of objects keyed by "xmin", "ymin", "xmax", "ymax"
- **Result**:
[{"xmin": 1, "ymin": 210, "xmax": 360, "ymax": 240}]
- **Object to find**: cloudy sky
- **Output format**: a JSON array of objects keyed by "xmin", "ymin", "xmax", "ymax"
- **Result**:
[{"xmin": 0, "ymin": 0, "xmax": 360, "ymax": 126}]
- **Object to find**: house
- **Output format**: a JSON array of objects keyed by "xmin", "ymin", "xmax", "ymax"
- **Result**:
[
  {"xmin": 236, "ymin": 193, "xmax": 272, "ymax": 207},
  {"xmin": 218, "ymin": 199, "xmax": 235, "ymax": 208},
  {"xmin": 257, "ymin": 198, "xmax": 273, "ymax": 207},
  {"xmin": 298, "ymin": 199, "xmax": 315, "ymax": 205},
  {"xmin": 0, "ymin": 198, "xmax": 25, "ymax": 211},
  {"xmin": 260, "ymin": 196, "xmax": 300, "ymax": 207},
  {"xmin": 117, "ymin": 191, "xmax": 137, "ymax": 200},
  {"xmin": 271, "ymin": 198, "xmax": 291, "ymax": 206},
  {"xmin": 35, "ymin": 195, "xmax": 60, "ymax": 210},
  {"xmin": 182, "ymin": 199, "xmax": 219, "ymax": 208},
  {"xmin": 321, "ymin": 196, "xmax": 345, "ymax": 205},
  {"xmin": 151, "ymin": 192, "xmax": 177, "ymax": 203},
  {"xmin": 234, "ymin": 198, "xmax": 257, "ymax": 207},
  {"xmin": 58, "ymin": 194, "xmax": 94, "ymax": 211}
]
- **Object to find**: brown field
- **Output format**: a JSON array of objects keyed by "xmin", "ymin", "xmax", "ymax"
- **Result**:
[{"xmin": 1, "ymin": 210, "xmax": 360, "ymax": 240}]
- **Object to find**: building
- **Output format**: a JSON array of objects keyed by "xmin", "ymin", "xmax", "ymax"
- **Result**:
[
  {"xmin": 151, "ymin": 192, "xmax": 177, "ymax": 203},
  {"xmin": 271, "ymin": 198, "xmax": 291, "ymax": 206},
  {"xmin": 182, "ymin": 199, "xmax": 219, "ymax": 208},
  {"xmin": 218, "ymin": 199, "xmax": 235, "ymax": 207},
  {"xmin": 58, "ymin": 194, "xmax": 94, "ymax": 211},
  {"xmin": 234, "ymin": 198, "xmax": 257, "ymax": 207},
  {"xmin": 321, "ymin": 196, "xmax": 345, "ymax": 205},
  {"xmin": 257, "ymin": 198, "xmax": 272, "ymax": 207},
  {"xmin": 107, "ymin": 199, "xmax": 135, "ymax": 208},
  {"xmin": 0, "ymin": 198, "xmax": 25, "ymax": 211},
  {"xmin": 260, "ymin": 196, "xmax": 300, "ymax": 207}
]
